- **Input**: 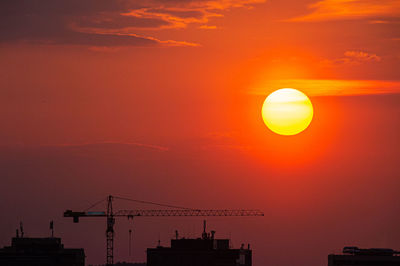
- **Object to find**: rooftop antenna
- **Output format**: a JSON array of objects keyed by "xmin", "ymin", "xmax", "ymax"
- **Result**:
[
  {"xmin": 202, "ymin": 220, "xmax": 207, "ymax": 239},
  {"xmin": 20, "ymin": 222, "xmax": 24, "ymax": 238},
  {"xmin": 175, "ymin": 230, "xmax": 179, "ymax": 240},
  {"xmin": 229, "ymin": 232, "xmax": 232, "ymax": 248},
  {"xmin": 16, "ymin": 229, "xmax": 19, "ymax": 238},
  {"xmin": 128, "ymin": 229, "xmax": 132, "ymax": 257},
  {"xmin": 50, "ymin": 220, "xmax": 54, "ymax": 238},
  {"xmin": 157, "ymin": 233, "xmax": 161, "ymax": 247}
]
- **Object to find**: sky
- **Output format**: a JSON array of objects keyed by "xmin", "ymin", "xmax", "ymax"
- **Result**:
[{"xmin": 0, "ymin": 0, "xmax": 399, "ymax": 265}]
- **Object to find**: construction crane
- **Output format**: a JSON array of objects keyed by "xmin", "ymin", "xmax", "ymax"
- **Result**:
[{"xmin": 64, "ymin": 195, "xmax": 264, "ymax": 266}]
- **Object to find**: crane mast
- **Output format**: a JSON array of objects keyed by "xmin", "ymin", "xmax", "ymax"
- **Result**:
[
  {"xmin": 106, "ymin": 195, "xmax": 114, "ymax": 266},
  {"xmin": 64, "ymin": 195, "xmax": 264, "ymax": 266}
]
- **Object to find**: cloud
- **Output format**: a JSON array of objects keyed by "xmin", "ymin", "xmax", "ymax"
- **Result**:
[
  {"xmin": 0, "ymin": 1, "xmax": 165, "ymax": 46},
  {"xmin": 0, "ymin": 0, "xmax": 264, "ymax": 47},
  {"xmin": 319, "ymin": 50, "xmax": 382, "ymax": 66},
  {"xmin": 369, "ymin": 20, "xmax": 391, "ymax": 24},
  {"xmin": 42, "ymin": 141, "xmax": 169, "ymax": 152},
  {"xmin": 199, "ymin": 131, "xmax": 252, "ymax": 152},
  {"xmin": 199, "ymin": 25, "xmax": 218, "ymax": 29},
  {"xmin": 250, "ymin": 79, "xmax": 400, "ymax": 96},
  {"xmin": 289, "ymin": 0, "xmax": 400, "ymax": 22},
  {"xmin": 124, "ymin": 0, "xmax": 265, "ymax": 29},
  {"xmin": 343, "ymin": 50, "xmax": 381, "ymax": 62}
]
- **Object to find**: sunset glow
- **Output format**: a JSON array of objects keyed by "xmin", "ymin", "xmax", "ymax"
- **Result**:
[
  {"xmin": 261, "ymin": 89, "xmax": 313, "ymax": 135},
  {"xmin": 0, "ymin": 0, "xmax": 399, "ymax": 265}
]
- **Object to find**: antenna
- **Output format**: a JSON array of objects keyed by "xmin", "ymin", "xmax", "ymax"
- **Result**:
[
  {"xmin": 229, "ymin": 232, "xmax": 232, "ymax": 248},
  {"xmin": 202, "ymin": 220, "xmax": 207, "ymax": 239},
  {"xmin": 128, "ymin": 229, "xmax": 132, "ymax": 257},
  {"xmin": 50, "ymin": 221, "xmax": 54, "ymax": 238},
  {"xmin": 20, "ymin": 222, "xmax": 24, "ymax": 238},
  {"xmin": 211, "ymin": 230, "xmax": 215, "ymax": 240}
]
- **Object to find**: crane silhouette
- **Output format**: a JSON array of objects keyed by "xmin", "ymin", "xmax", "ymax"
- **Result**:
[{"xmin": 64, "ymin": 195, "xmax": 264, "ymax": 266}]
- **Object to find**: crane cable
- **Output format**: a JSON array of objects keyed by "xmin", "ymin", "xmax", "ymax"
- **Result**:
[
  {"xmin": 82, "ymin": 195, "xmax": 194, "ymax": 212},
  {"xmin": 83, "ymin": 197, "xmax": 107, "ymax": 212},
  {"xmin": 113, "ymin": 196, "xmax": 193, "ymax": 210}
]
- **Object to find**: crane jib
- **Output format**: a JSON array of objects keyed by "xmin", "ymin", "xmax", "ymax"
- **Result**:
[
  {"xmin": 64, "ymin": 209, "xmax": 264, "ymax": 218},
  {"xmin": 64, "ymin": 195, "xmax": 264, "ymax": 266}
]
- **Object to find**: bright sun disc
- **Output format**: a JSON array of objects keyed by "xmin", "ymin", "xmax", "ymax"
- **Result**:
[{"xmin": 262, "ymin": 88, "xmax": 313, "ymax": 135}]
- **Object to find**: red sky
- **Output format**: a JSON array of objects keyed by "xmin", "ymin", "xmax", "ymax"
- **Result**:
[{"xmin": 0, "ymin": 0, "xmax": 399, "ymax": 265}]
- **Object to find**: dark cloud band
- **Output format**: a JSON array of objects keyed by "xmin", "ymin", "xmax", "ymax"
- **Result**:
[{"xmin": 0, "ymin": 0, "xmax": 263, "ymax": 47}]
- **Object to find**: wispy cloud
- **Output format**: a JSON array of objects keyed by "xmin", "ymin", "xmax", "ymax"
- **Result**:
[
  {"xmin": 343, "ymin": 50, "xmax": 381, "ymax": 62},
  {"xmin": 124, "ymin": 0, "xmax": 264, "ymax": 29},
  {"xmin": 320, "ymin": 50, "xmax": 382, "ymax": 66},
  {"xmin": 44, "ymin": 141, "xmax": 169, "ymax": 152},
  {"xmin": 0, "ymin": 0, "xmax": 264, "ymax": 47},
  {"xmin": 199, "ymin": 25, "xmax": 218, "ymax": 29},
  {"xmin": 250, "ymin": 79, "xmax": 400, "ymax": 96},
  {"xmin": 200, "ymin": 131, "xmax": 252, "ymax": 152},
  {"xmin": 289, "ymin": 0, "xmax": 400, "ymax": 22},
  {"xmin": 314, "ymin": 50, "xmax": 382, "ymax": 68}
]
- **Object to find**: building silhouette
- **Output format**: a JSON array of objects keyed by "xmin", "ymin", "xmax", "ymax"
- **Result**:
[
  {"xmin": 0, "ymin": 237, "xmax": 85, "ymax": 266},
  {"xmin": 328, "ymin": 246, "xmax": 400, "ymax": 266},
  {"xmin": 147, "ymin": 221, "xmax": 252, "ymax": 266}
]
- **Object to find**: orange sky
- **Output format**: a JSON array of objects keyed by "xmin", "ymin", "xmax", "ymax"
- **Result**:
[
  {"xmin": 0, "ymin": 0, "xmax": 399, "ymax": 146},
  {"xmin": 0, "ymin": 1, "xmax": 399, "ymax": 265}
]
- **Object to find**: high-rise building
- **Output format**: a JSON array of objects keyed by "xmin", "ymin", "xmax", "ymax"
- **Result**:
[
  {"xmin": 328, "ymin": 246, "xmax": 400, "ymax": 266},
  {"xmin": 147, "ymin": 222, "xmax": 252, "ymax": 266},
  {"xmin": 0, "ymin": 237, "xmax": 85, "ymax": 266}
]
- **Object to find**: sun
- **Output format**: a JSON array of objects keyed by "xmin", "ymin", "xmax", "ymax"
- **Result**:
[{"xmin": 261, "ymin": 88, "xmax": 313, "ymax": 135}]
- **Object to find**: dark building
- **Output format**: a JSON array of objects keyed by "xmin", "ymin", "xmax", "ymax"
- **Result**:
[
  {"xmin": 147, "ymin": 222, "xmax": 252, "ymax": 266},
  {"xmin": 0, "ymin": 237, "xmax": 85, "ymax": 266},
  {"xmin": 328, "ymin": 246, "xmax": 400, "ymax": 266}
]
